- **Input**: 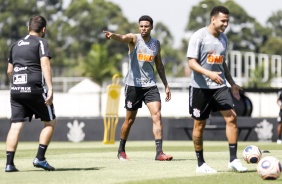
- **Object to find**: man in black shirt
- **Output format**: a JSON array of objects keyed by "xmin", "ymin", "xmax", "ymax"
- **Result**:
[{"xmin": 5, "ymin": 15, "xmax": 57, "ymax": 172}]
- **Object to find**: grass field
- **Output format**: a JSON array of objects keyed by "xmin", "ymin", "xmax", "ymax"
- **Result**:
[{"xmin": 0, "ymin": 141, "xmax": 281, "ymax": 184}]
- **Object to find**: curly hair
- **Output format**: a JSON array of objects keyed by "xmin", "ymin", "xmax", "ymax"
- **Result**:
[{"xmin": 139, "ymin": 15, "xmax": 153, "ymax": 26}]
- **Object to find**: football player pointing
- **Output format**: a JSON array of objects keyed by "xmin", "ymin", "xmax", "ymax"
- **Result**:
[{"xmin": 104, "ymin": 15, "xmax": 172, "ymax": 161}]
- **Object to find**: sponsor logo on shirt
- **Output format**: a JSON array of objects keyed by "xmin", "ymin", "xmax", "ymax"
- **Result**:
[
  {"xmin": 13, "ymin": 74, "xmax": 27, "ymax": 84},
  {"xmin": 207, "ymin": 54, "xmax": 224, "ymax": 64},
  {"xmin": 206, "ymin": 78, "xmax": 220, "ymax": 86},
  {"xmin": 14, "ymin": 66, "xmax": 27, "ymax": 72},
  {"xmin": 137, "ymin": 53, "xmax": 154, "ymax": 62},
  {"xmin": 11, "ymin": 86, "xmax": 31, "ymax": 93},
  {"xmin": 18, "ymin": 40, "xmax": 30, "ymax": 46},
  {"xmin": 136, "ymin": 78, "xmax": 149, "ymax": 85}
]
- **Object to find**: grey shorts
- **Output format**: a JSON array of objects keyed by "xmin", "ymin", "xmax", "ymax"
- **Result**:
[
  {"xmin": 124, "ymin": 85, "xmax": 161, "ymax": 111},
  {"xmin": 10, "ymin": 93, "xmax": 56, "ymax": 123}
]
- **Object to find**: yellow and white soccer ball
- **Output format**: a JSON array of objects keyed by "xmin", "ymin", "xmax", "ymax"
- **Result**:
[
  {"xmin": 257, "ymin": 156, "xmax": 282, "ymax": 180},
  {"xmin": 243, "ymin": 145, "xmax": 262, "ymax": 164}
]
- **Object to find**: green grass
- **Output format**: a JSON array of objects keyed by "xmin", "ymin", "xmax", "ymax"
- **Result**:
[{"xmin": 0, "ymin": 141, "xmax": 281, "ymax": 184}]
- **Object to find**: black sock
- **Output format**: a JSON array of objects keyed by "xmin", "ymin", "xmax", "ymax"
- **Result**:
[
  {"xmin": 118, "ymin": 139, "xmax": 126, "ymax": 153},
  {"xmin": 155, "ymin": 139, "xmax": 163, "ymax": 155},
  {"xmin": 229, "ymin": 143, "xmax": 237, "ymax": 162},
  {"xmin": 36, "ymin": 144, "xmax": 48, "ymax": 161},
  {"xmin": 6, "ymin": 151, "xmax": 15, "ymax": 166},
  {"xmin": 196, "ymin": 150, "xmax": 205, "ymax": 167}
]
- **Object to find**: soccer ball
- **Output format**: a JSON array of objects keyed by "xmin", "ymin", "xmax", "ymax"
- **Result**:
[
  {"xmin": 243, "ymin": 145, "xmax": 262, "ymax": 163},
  {"xmin": 257, "ymin": 156, "xmax": 282, "ymax": 180}
]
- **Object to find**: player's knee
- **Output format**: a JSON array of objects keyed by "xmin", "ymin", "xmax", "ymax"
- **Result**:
[
  {"xmin": 10, "ymin": 122, "xmax": 24, "ymax": 132},
  {"xmin": 125, "ymin": 118, "xmax": 135, "ymax": 126},
  {"xmin": 228, "ymin": 115, "xmax": 237, "ymax": 124},
  {"xmin": 43, "ymin": 119, "xmax": 57, "ymax": 127},
  {"xmin": 151, "ymin": 111, "xmax": 161, "ymax": 119}
]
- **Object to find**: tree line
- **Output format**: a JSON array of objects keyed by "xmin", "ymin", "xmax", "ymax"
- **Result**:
[{"xmin": 0, "ymin": 0, "xmax": 281, "ymax": 87}]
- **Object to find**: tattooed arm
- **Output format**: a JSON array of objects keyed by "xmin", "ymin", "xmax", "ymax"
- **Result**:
[
  {"xmin": 103, "ymin": 30, "xmax": 136, "ymax": 52},
  {"xmin": 155, "ymin": 40, "xmax": 171, "ymax": 102}
]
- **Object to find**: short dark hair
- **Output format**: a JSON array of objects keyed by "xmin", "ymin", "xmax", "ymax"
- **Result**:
[
  {"xmin": 210, "ymin": 6, "xmax": 229, "ymax": 17},
  {"xmin": 28, "ymin": 15, "xmax": 47, "ymax": 33},
  {"xmin": 139, "ymin": 15, "xmax": 153, "ymax": 26}
]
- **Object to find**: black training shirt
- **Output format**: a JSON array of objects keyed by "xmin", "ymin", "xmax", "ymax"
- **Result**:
[{"xmin": 8, "ymin": 35, "xmax": 51, "ymax": 94}]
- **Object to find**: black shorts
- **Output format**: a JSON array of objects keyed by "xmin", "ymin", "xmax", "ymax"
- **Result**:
[
  {"xmin": 189, "ymin": 86, "xmax": 234, "ymax": 120},
  {"xmin": 10, "ymin": 93, "xmax": 56, "ymax": 123},
  {"xmin": 124, "ymin": 85, "xmax": 161, "ymax": 111},
  {"xmin": 278, "ymin": 110, "xmax": 282, "ymax": 123}
]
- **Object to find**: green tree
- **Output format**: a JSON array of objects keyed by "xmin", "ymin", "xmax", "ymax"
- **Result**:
[
  {"xmin": 80, "ymin": 43, "xmax": 121, "ymax": 85},
  {"xmin": 260, "ymin": 10, "xmax": 282, "ymax": 55},
  {"xmin": 0, "ymin": 0, "xmax": 39, "ymax": 86},
  {"xmin": 0, "ymin": 0, "xmax": 64, "ymax": 85},
  {"xmin": 267, "ymin": 10, "xmax": 282, "ymax": 38},
  {"xmin": 260, "ymin": 37, "xmax": 282, "ymax": 55},
  {"xmin": 186, "ymin": 0, "xmax": 221, "ymax": 31},
  {"xmin": 244, "ymin": 62, "xmax": 273, "ymax": 88},
  {"xmin": 58, "ymin": 0, "xmax": 134, "ymax": 79},
  {"xmin": 62, "ymin": 0, "xmax": 131, "ymax": 62},
  {"xmin": 152, "ymin": 22, "xmax": 184, "ymax": 76}
]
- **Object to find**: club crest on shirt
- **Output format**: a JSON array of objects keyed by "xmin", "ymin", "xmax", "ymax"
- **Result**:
[{"xmin": 149, "ymin": 42, "xmax": 157, "ymax": 53}]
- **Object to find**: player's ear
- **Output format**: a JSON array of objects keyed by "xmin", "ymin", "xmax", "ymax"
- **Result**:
[{"xmin": 211, "ymin": 15, "xmax": 216, "ymax": 23}]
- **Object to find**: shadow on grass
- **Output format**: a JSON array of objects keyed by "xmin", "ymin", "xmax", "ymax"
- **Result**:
[
  {"xmin": 217, "ymin": 169, "xmax": 257, "ymax": 173},
  {"xmin": 28, "ymin": 167, "xmax": 104, "ymax": 172},
  {"xmin": 244, "ymin": 169, "xmax": 257, "ymax": 173},
  {"xmin": 172, "ymin": 158, "xmax": 196, "ymax": 161},
  {"xmin": 55, "ymin": 167, "xmax": 104, "ymax": 171}
]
